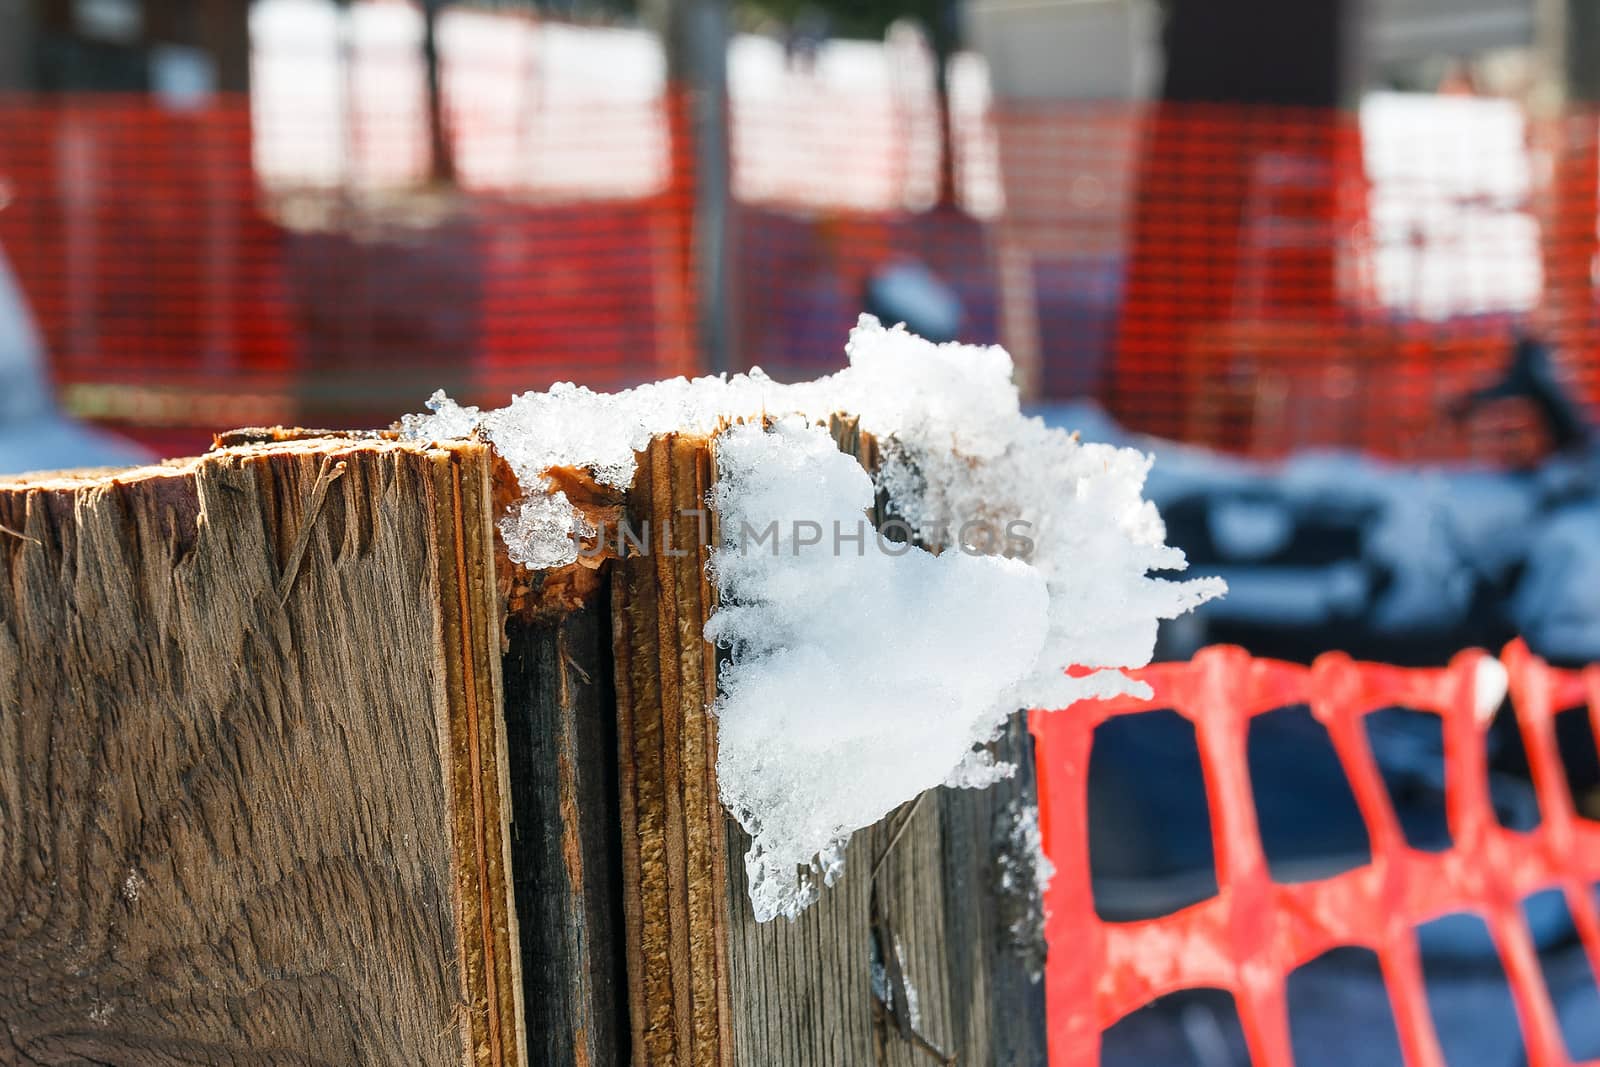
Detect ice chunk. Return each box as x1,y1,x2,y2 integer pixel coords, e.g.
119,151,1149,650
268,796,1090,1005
498,492,591,571
401,389,481,440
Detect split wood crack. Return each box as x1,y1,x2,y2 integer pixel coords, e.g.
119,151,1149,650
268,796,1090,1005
276,455,347,607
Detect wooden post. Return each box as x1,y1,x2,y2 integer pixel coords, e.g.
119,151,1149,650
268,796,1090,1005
0,434,523,1065
0,425,1049,1065
502,599,628,1067
610,423,1049,1065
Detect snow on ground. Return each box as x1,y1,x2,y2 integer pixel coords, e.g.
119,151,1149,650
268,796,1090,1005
405,317,1222,920
728,31,941,212
251,0,669,197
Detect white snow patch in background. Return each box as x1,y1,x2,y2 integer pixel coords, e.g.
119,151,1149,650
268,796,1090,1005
403,316,1223,920
1360,92,1541,320
249,0,1000,211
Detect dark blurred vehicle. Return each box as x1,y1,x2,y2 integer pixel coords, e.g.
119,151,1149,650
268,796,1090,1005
1041,338,1600,671
1147,338,1600,671
0,243,150,476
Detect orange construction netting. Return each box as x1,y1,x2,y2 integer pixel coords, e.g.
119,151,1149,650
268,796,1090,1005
1,91,1598,462
0,93,697,453
1034,641,1600,1067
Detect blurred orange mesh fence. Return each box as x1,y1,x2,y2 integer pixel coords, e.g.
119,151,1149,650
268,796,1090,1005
1034,641,1600,1067
723,94,1600,464
1094,102,1600,462
0,89,1597,461
0,93,697,454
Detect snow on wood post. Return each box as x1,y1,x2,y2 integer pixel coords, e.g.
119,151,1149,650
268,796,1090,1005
609,419,1050,1065
0,321,1223,1066
0,423,1050,1067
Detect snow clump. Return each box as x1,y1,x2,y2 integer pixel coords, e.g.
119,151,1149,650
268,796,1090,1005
402,315,1224,921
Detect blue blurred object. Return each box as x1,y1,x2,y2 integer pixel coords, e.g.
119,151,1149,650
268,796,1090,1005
0,244,150,475
862,260,963,343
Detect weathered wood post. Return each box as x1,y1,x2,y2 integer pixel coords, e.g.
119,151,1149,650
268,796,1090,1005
0,433,524,1065
0,424,1049,1066
609,423,1048,1065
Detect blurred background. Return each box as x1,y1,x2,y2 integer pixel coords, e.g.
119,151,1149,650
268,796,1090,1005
10,3,1600,1063
0,0,1591,463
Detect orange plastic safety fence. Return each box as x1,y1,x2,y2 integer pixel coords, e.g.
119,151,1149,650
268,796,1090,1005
1033,641,1600,1066
1,91,1597,463
0,93,697,453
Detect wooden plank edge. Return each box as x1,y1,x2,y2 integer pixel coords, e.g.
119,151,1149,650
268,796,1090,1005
428,441,527,1067
612,432,735,1067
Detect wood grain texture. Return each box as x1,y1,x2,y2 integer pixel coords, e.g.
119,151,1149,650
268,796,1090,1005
501,599,627,1067
0,437,522,1067
935,716,1049,1067
612,433,734,1067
